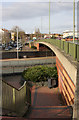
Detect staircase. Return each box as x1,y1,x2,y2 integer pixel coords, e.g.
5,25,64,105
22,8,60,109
26,106,72,119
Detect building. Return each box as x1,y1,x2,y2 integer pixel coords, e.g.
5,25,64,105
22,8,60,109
0,29,4,43
44,34,50,39
11,32,15,41
63,30,79,39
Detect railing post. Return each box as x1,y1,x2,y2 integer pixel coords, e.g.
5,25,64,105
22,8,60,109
73,44,77,60
77,44,79,61
61,40,64,50
64,41,69,54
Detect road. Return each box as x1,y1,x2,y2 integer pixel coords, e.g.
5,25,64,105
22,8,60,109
1,45,37,52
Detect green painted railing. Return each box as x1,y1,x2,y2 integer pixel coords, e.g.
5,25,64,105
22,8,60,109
37,39,79,62
77,44,79,61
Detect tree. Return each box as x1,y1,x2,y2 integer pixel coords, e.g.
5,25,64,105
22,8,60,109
12,26,26,43
2,31,11,44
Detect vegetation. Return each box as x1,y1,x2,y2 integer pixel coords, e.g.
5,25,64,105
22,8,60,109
31,46,37,49
12,26,26,44
2,31,11,44
21,66,58,84
51,36,56,39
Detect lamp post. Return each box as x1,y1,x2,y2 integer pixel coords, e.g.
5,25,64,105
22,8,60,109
73,0,75,43
49,0,50,34
16,27,19,59
41,16,42,39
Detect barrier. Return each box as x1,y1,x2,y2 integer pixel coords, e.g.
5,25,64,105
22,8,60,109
37,39,79,62
2,80,31,115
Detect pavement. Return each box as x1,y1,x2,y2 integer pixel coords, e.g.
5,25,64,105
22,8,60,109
25,86,72,119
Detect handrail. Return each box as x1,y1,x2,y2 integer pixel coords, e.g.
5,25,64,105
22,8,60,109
18,81,26,90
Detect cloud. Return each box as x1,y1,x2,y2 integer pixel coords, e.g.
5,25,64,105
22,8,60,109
2,1,77,33
2,2,49,21
2,0,79,3
2,2,76,21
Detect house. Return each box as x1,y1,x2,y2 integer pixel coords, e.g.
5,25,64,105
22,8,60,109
0,29,4,43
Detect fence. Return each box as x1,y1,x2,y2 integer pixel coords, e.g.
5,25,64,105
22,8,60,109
38,39,79,62
2,51,53,59
2,80,31,115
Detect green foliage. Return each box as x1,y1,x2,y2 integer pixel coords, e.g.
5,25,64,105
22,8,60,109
22,65,58,83
31,46,37,49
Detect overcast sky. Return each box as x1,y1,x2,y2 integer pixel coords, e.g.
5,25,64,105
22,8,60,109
1,0,78,34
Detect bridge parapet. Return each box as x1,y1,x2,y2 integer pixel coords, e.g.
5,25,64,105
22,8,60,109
36,39,79,62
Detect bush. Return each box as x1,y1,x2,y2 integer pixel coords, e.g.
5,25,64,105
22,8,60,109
22,65,58,83
31,46,37,49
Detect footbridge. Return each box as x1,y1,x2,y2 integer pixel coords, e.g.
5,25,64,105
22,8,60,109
33,39,79,119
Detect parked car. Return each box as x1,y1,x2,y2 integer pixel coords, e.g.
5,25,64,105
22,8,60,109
16,46,22,50
5,47,9,51
14,43,17,47
0,44,2,48
8,46,12,50
2,44,6,49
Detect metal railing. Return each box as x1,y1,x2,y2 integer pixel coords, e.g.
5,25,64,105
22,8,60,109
38,39,79,62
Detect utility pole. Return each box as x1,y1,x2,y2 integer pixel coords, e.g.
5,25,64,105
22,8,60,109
49,0,50,34
41,16,42,39
73,0,75,43
17,27,19,59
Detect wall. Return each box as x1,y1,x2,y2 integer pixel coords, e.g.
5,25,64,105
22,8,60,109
2,57,56,74
2,51,53,59
56,57,75,106
2,80,31,116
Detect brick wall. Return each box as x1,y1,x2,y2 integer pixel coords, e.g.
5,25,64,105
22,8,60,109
56,57,75,106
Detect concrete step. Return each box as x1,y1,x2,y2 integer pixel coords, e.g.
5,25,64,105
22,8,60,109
1,116,28,120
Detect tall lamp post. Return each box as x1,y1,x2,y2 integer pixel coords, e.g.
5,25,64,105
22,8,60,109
41,16,42,39
49,0,50,34
73,0,75,43
16,27,19,59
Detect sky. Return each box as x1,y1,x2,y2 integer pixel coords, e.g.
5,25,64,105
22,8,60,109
0,0,78,34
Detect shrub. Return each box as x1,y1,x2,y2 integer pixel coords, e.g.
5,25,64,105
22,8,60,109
22,65,58,83
31,46,37,49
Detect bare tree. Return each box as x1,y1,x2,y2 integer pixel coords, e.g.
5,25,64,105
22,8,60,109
11,26,26,44
2,31,11,44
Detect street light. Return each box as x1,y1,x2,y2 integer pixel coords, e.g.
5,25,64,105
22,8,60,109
49,0,50,34
41,16,42,39
73,0,75,43
16,27,19,59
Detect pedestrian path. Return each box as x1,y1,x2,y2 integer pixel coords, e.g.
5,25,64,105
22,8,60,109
26,86,72,119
